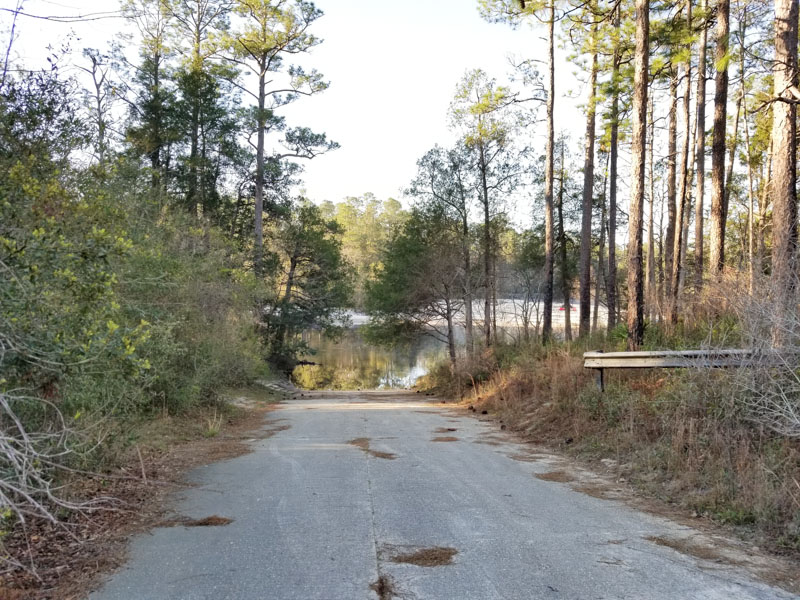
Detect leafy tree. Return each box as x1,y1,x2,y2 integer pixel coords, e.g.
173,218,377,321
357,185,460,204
407,144,477,355
122,0,177,197
167,0,238,216
366,208,464,364
325,194,407,308
479,0,559,344
261,201,353,369
450,68,521,346
0,68,148,528
223,0,337,273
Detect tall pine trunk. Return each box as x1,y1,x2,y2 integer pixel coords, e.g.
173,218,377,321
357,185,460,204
709,0,730,276
254,67,266,274
542,1,556,344
607,3,621,334
627,0,649,350
462,209,474,356
670,13,693,325
771,0,799,294
647,98,656,321
445,294,457,365
579,26,598,338
664,71,678,302
594,161,608,333
558,147,572,342
694,0,708,290
740,7,756,293
480,143,493,346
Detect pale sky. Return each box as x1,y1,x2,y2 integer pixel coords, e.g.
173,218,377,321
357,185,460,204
3,0,586,223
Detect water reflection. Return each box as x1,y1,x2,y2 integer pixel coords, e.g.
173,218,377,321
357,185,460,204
292,329,446,390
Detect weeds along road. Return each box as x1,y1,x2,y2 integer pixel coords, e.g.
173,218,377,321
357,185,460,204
91,391,796,600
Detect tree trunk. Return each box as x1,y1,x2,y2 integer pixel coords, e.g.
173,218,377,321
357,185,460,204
462,211,474,356
579,29,598,338
647,97,656,321
480,143,493,346
740,8,755,293
758,142,773,276
607,3,620,334
187,20,203,218
680,115,697,296
150,52,163,197
491,246,498,341
254,68,266,274
189,85,201,216
558,152,572,342
594,160,608,333
670,22,693,325
627,0,649,350
445,294,457,365
771,0,799,294
709,0,730,276
665,70,678,301
724,96,741,211
542,1,556,344
694,0,708,290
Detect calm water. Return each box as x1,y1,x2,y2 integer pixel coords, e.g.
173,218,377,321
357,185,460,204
292,328,446,390
291,301,608,390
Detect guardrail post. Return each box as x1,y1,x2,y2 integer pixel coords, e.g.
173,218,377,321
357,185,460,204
594,350,605,392
596,368,605,392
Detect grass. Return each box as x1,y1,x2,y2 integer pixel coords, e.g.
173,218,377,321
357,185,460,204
424,343,800,556
204,409,224,438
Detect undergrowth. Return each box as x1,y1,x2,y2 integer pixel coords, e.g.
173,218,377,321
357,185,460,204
421,339,800,555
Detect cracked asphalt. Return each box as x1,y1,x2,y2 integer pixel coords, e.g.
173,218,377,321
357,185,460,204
91,391,796,600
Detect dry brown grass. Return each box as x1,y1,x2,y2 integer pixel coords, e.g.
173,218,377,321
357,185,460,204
438,347,800,556
0,403,275,599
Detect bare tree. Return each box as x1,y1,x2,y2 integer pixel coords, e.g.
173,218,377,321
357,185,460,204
78,49,114,164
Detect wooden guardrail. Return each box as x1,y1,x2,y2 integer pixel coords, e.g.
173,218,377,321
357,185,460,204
583,349,761,391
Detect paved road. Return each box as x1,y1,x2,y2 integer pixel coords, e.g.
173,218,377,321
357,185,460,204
92,391,796,600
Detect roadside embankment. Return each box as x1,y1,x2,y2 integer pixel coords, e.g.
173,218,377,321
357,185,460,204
419,344,800,557
0,385,284,599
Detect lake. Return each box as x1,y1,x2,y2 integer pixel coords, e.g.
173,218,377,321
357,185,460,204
291,301,608,390
292,328,447,390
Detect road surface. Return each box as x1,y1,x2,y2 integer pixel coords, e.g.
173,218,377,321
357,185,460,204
91,391,796,600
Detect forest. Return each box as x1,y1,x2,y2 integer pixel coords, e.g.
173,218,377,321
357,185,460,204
1,0,800,586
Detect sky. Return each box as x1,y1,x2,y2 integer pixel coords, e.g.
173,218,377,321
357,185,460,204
2,0,586,224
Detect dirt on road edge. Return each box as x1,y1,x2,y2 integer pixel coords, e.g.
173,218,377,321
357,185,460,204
0,401,281,600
